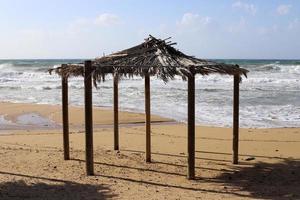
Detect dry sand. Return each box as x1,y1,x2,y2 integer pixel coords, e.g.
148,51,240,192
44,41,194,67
0,102,299,199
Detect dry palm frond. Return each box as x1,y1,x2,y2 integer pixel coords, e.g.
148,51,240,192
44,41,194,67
49,35,248,85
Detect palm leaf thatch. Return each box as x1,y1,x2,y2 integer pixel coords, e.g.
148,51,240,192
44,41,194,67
49,35,248,85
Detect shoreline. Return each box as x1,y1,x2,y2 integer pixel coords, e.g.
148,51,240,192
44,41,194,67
0,102,174,133
1,101,299,130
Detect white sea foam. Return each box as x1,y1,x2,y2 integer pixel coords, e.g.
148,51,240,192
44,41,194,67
0,60,299,128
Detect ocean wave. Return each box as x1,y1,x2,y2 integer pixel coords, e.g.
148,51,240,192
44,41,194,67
0,59,299,128
279,65,300,74
42,86,61,90
0,63,14,71
253,64,281,71
0,62,61,74
0,86,21,90
247,62,300,74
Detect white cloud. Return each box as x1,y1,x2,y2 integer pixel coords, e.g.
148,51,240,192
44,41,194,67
177,13,212,27
289,18,299,30
94,13,120,26
277,4,292,15
232,1,257,15
0,13,125,58
65,13,121,36
66,14,121,36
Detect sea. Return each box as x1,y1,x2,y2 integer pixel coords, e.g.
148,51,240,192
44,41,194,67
0,59,299,128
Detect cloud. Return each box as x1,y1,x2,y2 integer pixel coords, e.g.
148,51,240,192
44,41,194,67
176,12,214,34
175,13,219,40
288,18,299,30
232,1,257,15
94,13,120,26
277,4,292,15
66,13,121,36
177,13,212,27
0,12,125,58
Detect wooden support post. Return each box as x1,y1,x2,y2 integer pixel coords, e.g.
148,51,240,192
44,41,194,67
145,74,151,163
61,67,70,160
113,75,119,151
84,60,94,175
233,75,240,164
187,67,195,180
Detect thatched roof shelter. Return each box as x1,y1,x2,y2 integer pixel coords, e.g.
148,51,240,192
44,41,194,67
49,35,248,180
50,35,248,83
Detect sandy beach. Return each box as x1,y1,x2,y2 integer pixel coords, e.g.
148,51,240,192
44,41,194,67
1,1,300,199
0,102,299,199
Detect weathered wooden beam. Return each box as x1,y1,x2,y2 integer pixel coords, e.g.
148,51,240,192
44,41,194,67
61,65,70,160
187,67,195,180
233,75,240,164
113,75,119,151
145,74,151,162
84,60,94,175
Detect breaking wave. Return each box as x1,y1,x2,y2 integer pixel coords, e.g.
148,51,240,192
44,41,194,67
0,59,299,128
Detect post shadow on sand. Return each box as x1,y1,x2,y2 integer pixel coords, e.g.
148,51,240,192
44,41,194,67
88,157,300,199
216,159,300,199
121,149,241,164
0,171,116,200
71,151,299,199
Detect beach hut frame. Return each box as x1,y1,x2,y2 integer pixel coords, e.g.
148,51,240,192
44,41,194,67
51,36,248,179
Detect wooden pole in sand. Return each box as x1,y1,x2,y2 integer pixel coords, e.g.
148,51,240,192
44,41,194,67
145,74,151,162
84,60,94,175
113,74,119,151
61,64,70,160
233,74,240,164
187,67,195,180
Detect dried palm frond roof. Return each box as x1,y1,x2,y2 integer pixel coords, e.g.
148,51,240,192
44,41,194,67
49,35,248,83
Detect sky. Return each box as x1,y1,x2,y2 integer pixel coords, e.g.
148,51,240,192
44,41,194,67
0,0,299,59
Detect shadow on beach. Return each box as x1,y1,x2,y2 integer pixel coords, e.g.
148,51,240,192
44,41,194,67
0,172,115,200
0,149,299,199
92,150,300,199
72,150,300,199
216,159,300,199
